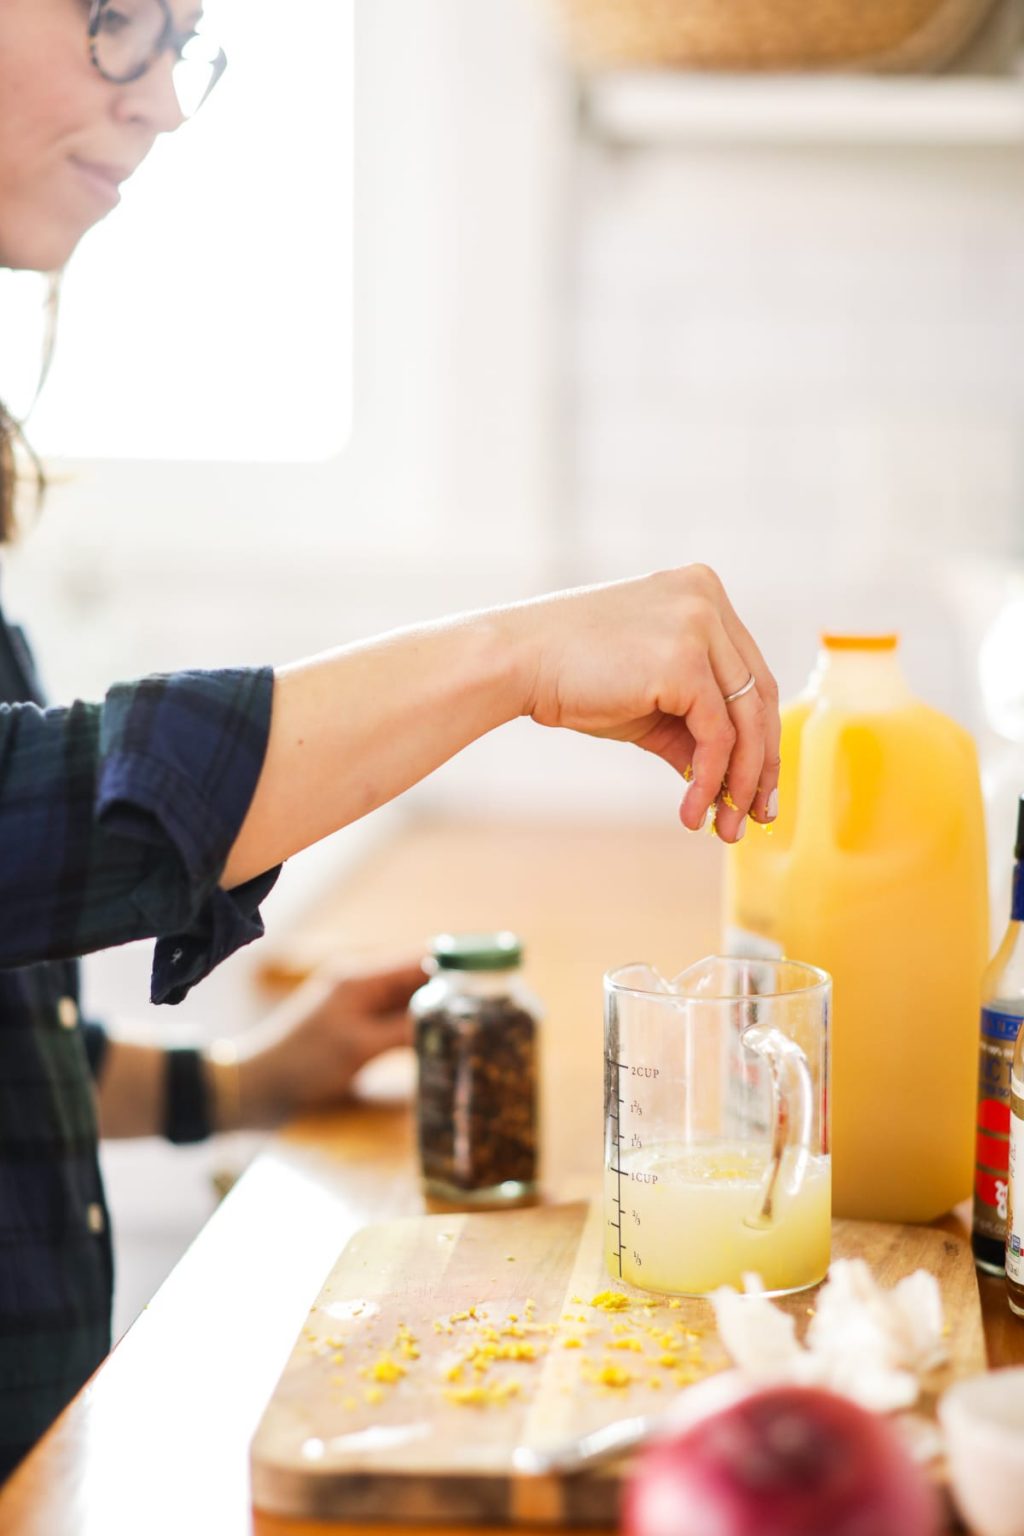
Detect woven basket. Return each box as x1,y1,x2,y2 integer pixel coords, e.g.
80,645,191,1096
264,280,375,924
550,0,1000,73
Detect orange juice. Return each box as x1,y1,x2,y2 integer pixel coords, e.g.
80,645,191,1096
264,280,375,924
725,635,988,1221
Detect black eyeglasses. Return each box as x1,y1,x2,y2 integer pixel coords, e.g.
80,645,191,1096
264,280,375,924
88,0,226,119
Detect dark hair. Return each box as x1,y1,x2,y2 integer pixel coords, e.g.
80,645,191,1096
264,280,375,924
0,277,58,544
0,405,15,544
0,404,46,546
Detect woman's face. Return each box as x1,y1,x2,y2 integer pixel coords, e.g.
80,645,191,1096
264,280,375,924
0,0,189,272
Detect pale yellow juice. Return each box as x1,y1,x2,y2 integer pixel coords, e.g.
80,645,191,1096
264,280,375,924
604,1140,831,1296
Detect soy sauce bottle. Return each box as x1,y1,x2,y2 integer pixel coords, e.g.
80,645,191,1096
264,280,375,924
1007,1013,1024,1318
972,795,1024,1275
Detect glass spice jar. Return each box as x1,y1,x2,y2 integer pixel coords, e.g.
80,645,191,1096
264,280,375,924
412,931,540,1205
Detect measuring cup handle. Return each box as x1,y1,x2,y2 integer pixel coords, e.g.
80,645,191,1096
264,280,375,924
746,1027,815,1196
781,1037,814,1192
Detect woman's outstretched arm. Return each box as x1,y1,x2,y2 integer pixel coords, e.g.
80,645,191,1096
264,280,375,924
222,565,780,888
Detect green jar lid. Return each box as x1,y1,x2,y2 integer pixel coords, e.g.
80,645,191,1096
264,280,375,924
431,931,522,971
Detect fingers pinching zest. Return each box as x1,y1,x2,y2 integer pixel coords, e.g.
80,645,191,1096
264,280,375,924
687,620,768,844
712,677,767,843
679,663,779,845
677,655,736,835
707,581,782,828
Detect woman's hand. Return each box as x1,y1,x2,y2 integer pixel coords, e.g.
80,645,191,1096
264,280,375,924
503,565,780,842
232,958,426,1128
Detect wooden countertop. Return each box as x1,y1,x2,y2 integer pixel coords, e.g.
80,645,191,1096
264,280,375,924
0,818,1020,1536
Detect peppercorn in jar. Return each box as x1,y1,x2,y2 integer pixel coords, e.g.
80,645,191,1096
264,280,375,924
412,932,540,1204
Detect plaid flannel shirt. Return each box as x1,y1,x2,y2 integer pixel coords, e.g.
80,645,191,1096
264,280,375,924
0,593,278,1479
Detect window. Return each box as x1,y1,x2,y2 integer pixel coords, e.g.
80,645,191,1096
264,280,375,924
29,0,353,463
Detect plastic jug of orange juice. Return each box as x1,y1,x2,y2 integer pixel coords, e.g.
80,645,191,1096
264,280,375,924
725,634,989,1222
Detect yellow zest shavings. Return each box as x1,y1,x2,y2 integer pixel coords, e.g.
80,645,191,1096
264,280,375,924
368,1354,406,1384
313,1279,713,1419
683,764,694,782
591,1363,632,1388
590,1291,632,1312
444,1380,521,1407
396,1323,420,1359
502,1341,537,1361
720,788,738,811
672,1367,701,1387
465,1340,537,1366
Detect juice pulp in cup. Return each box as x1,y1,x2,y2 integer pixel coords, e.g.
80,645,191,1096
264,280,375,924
603,1140,831,1296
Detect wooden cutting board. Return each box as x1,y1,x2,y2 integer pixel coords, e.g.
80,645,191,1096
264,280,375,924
250,1202,984,1526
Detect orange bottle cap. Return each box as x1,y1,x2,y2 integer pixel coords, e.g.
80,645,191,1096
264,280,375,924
820,633,898,652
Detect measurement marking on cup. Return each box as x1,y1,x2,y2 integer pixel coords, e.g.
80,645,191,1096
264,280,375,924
608,1054,627,1278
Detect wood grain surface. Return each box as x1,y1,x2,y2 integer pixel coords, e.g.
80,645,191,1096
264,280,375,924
251,1201,984,1526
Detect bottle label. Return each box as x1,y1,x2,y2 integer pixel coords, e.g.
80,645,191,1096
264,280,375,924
972,1007,1022,1247
1008,1083,1024,1285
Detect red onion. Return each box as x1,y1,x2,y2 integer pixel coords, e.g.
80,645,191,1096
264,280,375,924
623,1385,941,1536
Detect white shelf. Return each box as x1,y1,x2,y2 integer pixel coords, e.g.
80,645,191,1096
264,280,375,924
584,71,1024,147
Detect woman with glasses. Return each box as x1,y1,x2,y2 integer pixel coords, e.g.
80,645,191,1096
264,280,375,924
0,0,781,1478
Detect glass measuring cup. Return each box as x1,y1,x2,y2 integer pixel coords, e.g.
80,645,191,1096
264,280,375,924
604,956,831,1297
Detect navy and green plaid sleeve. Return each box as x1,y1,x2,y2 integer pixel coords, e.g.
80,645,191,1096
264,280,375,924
0,667,279,1005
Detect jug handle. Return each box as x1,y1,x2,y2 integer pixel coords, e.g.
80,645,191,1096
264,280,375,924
740,1024,813,1229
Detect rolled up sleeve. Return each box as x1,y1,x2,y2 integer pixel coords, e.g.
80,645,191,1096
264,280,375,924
0,667,280,1004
